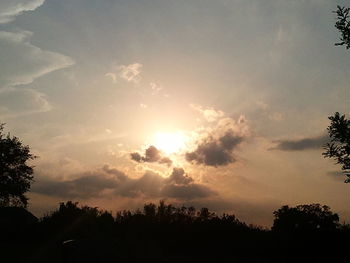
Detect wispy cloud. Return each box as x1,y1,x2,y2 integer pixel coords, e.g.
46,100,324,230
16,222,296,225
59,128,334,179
105,72,117,84
0,88,52,118
271,135,328,151
190,104,225,122
0,31,74,89
0,0,45,24
0,30,74,118
106,63,143,84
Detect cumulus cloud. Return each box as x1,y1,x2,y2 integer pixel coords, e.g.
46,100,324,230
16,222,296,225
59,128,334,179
168,167,193,185
106,63,143,84
271,135,328,151
32,165,215,200
131,146,173,166
0,0,45,24
32,172,120,199
190,104,225,122
186,116,248,167
144,145,162,162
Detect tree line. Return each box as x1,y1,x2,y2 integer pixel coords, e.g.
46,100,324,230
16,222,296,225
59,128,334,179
1,200,350,263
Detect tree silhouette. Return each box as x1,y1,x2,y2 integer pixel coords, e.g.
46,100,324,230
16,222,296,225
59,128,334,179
323,112,350,182
272,204,339,232
334,5,350,49
0,124,35,207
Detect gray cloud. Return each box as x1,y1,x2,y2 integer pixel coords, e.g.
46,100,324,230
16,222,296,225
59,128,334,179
144,145,161,162
271,135,328,151
130,152,142,162
186,130,244,167
32,166,214,200
168,167,193,185
131,146,172,166
0,0,44,24
32,172,120,199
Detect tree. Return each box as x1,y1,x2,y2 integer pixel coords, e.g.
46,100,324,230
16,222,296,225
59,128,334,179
0,124,35,207
323,112,350,182
272,204,339,232
334,5,350,49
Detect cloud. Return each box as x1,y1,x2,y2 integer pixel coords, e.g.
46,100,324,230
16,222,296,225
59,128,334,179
106,63,143,84
0,0,45,24
0,88,51,118
131,146,173,166
32,166,215,200
32,172,120,199
190,104,225,122
144,145,162,162
271,135,328,151
0,30,74,117
168,167,193,185
150,82,162,94
130,152,142,162
105,72,117,83
0,31,74,88
186,116,248,167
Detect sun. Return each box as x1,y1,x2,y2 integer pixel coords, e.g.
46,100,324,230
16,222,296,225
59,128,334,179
152,131,188,154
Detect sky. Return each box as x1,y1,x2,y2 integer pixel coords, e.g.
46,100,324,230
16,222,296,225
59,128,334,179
1,0,350,227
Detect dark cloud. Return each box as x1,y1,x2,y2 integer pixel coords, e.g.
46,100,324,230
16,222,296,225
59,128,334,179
118,171,164,198
130,146,172,166
32,166,214,200
159,157,173,166
271,135,328,151
168,167,193,185
32,171,121,199
186,130,244,167
130,152,142,162
101,165,128,181
144,146,161,162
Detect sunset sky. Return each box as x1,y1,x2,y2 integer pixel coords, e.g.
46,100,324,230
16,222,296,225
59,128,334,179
1,0,350,226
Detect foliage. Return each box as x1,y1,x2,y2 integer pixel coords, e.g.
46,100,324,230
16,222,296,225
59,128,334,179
0,124,35,207
272,204,339,232
334,5,350,49
40,201,114,239
323,112,350,182
2,200,350,263
115,200,244,227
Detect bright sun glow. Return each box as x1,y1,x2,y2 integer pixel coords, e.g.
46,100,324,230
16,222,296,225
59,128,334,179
152,131,188,154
